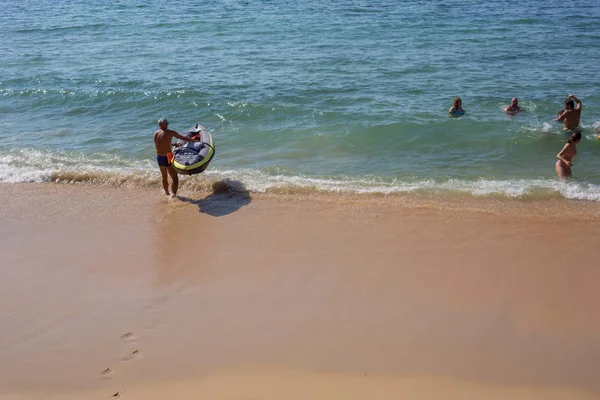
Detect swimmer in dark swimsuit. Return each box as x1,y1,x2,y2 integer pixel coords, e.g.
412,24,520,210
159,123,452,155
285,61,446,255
153,118,199,197
448,97,465,117
156,153,173,167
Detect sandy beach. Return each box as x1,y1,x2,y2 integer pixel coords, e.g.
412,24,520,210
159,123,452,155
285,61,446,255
1,182,600,399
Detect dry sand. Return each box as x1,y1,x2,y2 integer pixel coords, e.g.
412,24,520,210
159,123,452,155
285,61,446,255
1,182,600,399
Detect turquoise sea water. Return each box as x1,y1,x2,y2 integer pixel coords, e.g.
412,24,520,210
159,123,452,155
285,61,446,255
2,0,600,200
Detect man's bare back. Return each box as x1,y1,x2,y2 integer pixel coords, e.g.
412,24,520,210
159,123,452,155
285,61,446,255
555,94,582,131
152,118,198,197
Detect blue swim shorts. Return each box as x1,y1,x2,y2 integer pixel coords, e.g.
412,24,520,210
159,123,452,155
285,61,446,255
156,152,173,167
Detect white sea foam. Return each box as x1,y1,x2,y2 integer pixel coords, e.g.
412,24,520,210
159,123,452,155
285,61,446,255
0,149,152,183
540,122,554,133
209,168,600,201
3,149,600,201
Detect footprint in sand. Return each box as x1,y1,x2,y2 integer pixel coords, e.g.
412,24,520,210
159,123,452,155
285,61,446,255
101,367,112,380
122,349,142,362
142,317,164,330
145,295,169,311
120,332,137,343
112,388,127,398
120,333,142,362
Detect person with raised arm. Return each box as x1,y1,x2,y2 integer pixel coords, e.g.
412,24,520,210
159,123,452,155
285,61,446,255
554,94,582,133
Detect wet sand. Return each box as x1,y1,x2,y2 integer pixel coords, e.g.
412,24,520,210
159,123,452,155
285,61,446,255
1,182,600,399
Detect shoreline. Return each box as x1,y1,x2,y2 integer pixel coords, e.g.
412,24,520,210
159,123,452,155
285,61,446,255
3,179,600,217
4,155,600,202
2,182,600,399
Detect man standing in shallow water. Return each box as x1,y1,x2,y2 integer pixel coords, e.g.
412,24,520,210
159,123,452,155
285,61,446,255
153,118,199,197
554,94,582,132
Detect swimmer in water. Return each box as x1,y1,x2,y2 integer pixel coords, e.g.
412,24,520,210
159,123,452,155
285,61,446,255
555,131,582,179
554,94,582,133
448,97,465,117
504,97,521,115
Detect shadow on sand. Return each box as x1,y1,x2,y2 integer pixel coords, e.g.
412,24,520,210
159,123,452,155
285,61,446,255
178,179,251,217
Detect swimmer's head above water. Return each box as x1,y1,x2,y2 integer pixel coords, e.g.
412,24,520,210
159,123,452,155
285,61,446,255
449,97,465,117
505,97,521,114
568,131,582,144
564,98,575,110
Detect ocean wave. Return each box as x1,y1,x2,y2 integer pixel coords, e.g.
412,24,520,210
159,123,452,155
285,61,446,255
3,149,600,201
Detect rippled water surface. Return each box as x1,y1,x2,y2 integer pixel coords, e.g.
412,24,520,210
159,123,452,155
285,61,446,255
2,0,600,199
